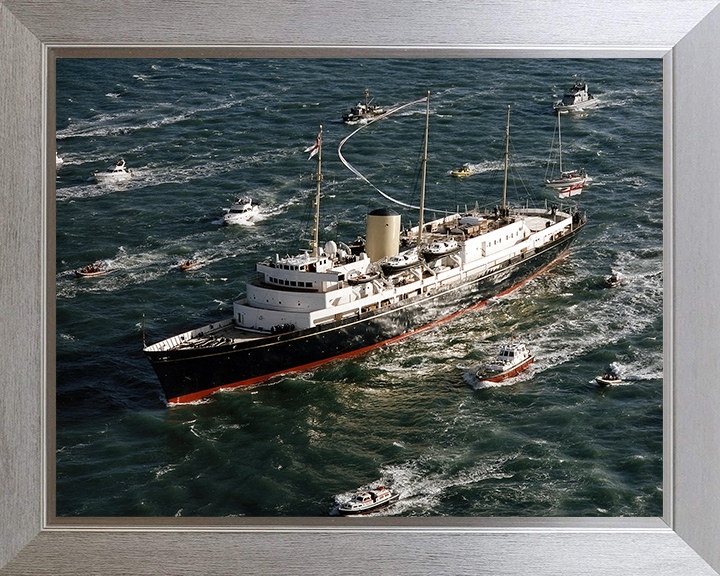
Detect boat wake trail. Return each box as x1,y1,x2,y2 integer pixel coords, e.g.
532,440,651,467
338,95,448,214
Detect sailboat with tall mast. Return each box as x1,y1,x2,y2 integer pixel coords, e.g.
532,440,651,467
144,96,588,405
544,111,590,197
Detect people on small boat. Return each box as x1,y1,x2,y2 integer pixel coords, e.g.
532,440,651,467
223,197,259,224
604,273,622,287
342,89,386,123
94,158,133,182
76,262,105,276
596,371,622,386
451,163,474,177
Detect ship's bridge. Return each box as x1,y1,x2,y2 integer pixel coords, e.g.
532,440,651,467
256,261,345,293
256,248,371,294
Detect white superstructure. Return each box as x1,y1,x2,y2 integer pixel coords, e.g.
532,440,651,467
232,204,578,334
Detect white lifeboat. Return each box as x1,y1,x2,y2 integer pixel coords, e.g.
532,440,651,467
337,486,399,515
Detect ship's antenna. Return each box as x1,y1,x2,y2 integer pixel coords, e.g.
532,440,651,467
312,125,323,258
418,91,430,247
502,105,510,213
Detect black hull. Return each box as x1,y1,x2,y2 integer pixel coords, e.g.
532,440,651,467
146,222,585,403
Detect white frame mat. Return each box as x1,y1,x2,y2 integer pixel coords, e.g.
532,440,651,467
2,1,720,574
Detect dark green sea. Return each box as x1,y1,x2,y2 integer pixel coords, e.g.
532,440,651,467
56,58,662,517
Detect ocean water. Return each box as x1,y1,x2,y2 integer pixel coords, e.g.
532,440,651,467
55,58,663,517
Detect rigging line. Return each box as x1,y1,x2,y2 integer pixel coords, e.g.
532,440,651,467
337,95,449,214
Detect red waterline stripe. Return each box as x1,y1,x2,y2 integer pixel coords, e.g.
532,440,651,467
167,250,569,405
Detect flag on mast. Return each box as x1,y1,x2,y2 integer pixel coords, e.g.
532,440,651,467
304,133,321,159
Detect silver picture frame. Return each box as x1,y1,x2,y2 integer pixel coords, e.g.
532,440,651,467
2,0,720,573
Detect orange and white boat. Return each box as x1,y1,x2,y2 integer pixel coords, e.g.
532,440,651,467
180,260,200,271
475,340,534,384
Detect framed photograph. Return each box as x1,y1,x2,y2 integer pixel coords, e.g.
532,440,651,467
53,57,664,519
2,1,720,574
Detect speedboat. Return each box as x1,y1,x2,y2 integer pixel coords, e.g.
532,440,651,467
223,197,259,225
604,273,622,287
180,260,200,271
337,486,399,516
93,159,132,183
451,163,475,177
475,340,534,384
596,372,622,386
422,238,460,262
75,262,106,277
553,81,598,112
342,89,386,124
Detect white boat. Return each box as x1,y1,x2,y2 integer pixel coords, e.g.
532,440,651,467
544,112,590,194
223,197,260,225
422,238,460,262
347,266,380,285
93,159,132,183
603,273,622,287
380,249,421,275
342,89,386,124
75,262,107,277
56,153,64,167
596,372,622,386
553,80,598,112
337,486,399,515
474,340,534,384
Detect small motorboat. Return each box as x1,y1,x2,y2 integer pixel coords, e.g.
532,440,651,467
380,250,421,276
180,260,200,271
596,372,623,386
223,197,260,225
475,340,534,384
93,159,132,183
75,262,106,277
553,80,598,113
451,163,475,177
347,269,381,285
422,238,460,262
337,485,399,516
604,273,622,288
342,89,386,124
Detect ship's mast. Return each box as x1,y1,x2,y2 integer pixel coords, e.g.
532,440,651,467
557,111,563,175
418,92,430,247
502,105,510,213
312,125,323,258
